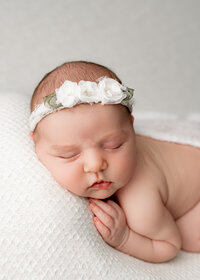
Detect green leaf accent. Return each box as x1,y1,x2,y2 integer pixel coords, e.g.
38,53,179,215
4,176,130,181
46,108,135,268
122,87,135,101
43,92,62,109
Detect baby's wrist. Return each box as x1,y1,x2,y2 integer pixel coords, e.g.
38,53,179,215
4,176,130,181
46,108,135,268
115,226,131,252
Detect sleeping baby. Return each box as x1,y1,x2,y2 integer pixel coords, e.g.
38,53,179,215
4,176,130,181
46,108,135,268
29,60,200,263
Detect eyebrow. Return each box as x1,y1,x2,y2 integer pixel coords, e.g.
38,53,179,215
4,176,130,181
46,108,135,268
50,130,128,151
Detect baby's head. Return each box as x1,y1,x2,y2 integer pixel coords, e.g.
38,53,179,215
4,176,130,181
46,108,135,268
29,61,137,199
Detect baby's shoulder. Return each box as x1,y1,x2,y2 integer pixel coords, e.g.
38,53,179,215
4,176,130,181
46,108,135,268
116,172,167,220
117,166,168,207
117,177,161,207
116,178,168,232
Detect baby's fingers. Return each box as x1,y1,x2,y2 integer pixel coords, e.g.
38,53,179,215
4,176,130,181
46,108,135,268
89,198,117,217
93,217,111,240
89,201,114,229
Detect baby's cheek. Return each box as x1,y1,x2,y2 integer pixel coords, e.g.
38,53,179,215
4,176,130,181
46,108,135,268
53,164,72,183
112,156,135,182
54,164,83,192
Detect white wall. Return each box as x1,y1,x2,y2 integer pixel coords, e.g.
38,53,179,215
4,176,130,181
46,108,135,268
0,0,199,116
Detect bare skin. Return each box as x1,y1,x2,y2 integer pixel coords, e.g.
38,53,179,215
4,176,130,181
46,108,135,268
31,103,200,263
89,135,200,262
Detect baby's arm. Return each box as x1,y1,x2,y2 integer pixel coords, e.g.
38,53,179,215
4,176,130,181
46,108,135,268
89,188,182,263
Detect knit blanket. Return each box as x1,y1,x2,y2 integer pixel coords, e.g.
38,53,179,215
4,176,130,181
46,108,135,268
0,92,199,280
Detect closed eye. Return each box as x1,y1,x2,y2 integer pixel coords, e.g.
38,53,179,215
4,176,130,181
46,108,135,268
58,153,80,159
103,143,123,150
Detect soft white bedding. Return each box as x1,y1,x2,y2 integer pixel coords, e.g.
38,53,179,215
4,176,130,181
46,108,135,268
0,92,199,280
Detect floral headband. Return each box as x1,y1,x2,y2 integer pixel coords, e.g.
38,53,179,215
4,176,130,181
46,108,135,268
29,77,135,131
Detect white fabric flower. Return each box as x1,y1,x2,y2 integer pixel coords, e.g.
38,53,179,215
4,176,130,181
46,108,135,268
78,81,100,103
55,81,80,108
98,77,126,104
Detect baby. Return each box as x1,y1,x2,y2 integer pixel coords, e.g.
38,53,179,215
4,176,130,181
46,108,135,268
29,60,200,263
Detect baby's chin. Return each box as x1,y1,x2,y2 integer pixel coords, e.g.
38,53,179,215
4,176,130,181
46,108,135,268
86,189,117,200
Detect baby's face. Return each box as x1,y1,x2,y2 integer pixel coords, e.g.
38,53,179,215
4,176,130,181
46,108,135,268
31,103,137,199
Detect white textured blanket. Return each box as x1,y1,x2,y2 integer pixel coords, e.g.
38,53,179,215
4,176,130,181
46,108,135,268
0,92,200,280
134,111,200,148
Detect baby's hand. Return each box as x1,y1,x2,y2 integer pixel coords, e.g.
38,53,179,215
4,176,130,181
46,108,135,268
89,198,130,250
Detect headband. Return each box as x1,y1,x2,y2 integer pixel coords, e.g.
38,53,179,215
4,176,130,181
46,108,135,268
29,77,134,131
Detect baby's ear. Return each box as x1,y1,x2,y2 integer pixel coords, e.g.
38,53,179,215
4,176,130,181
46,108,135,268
131,115,134,124
29,131,36,143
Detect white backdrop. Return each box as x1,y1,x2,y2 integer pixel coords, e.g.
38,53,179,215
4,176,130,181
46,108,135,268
0,0,199,116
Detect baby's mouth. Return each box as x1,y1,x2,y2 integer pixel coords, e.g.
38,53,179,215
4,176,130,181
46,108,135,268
89,181,112,189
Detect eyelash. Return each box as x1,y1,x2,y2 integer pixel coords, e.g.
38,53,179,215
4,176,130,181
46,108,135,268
58,153,80,160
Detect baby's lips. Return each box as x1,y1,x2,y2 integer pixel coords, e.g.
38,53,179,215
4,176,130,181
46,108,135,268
90,181,112,189
89,180,104,188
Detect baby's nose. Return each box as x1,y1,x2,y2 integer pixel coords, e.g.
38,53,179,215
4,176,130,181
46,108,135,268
83,149,107,173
